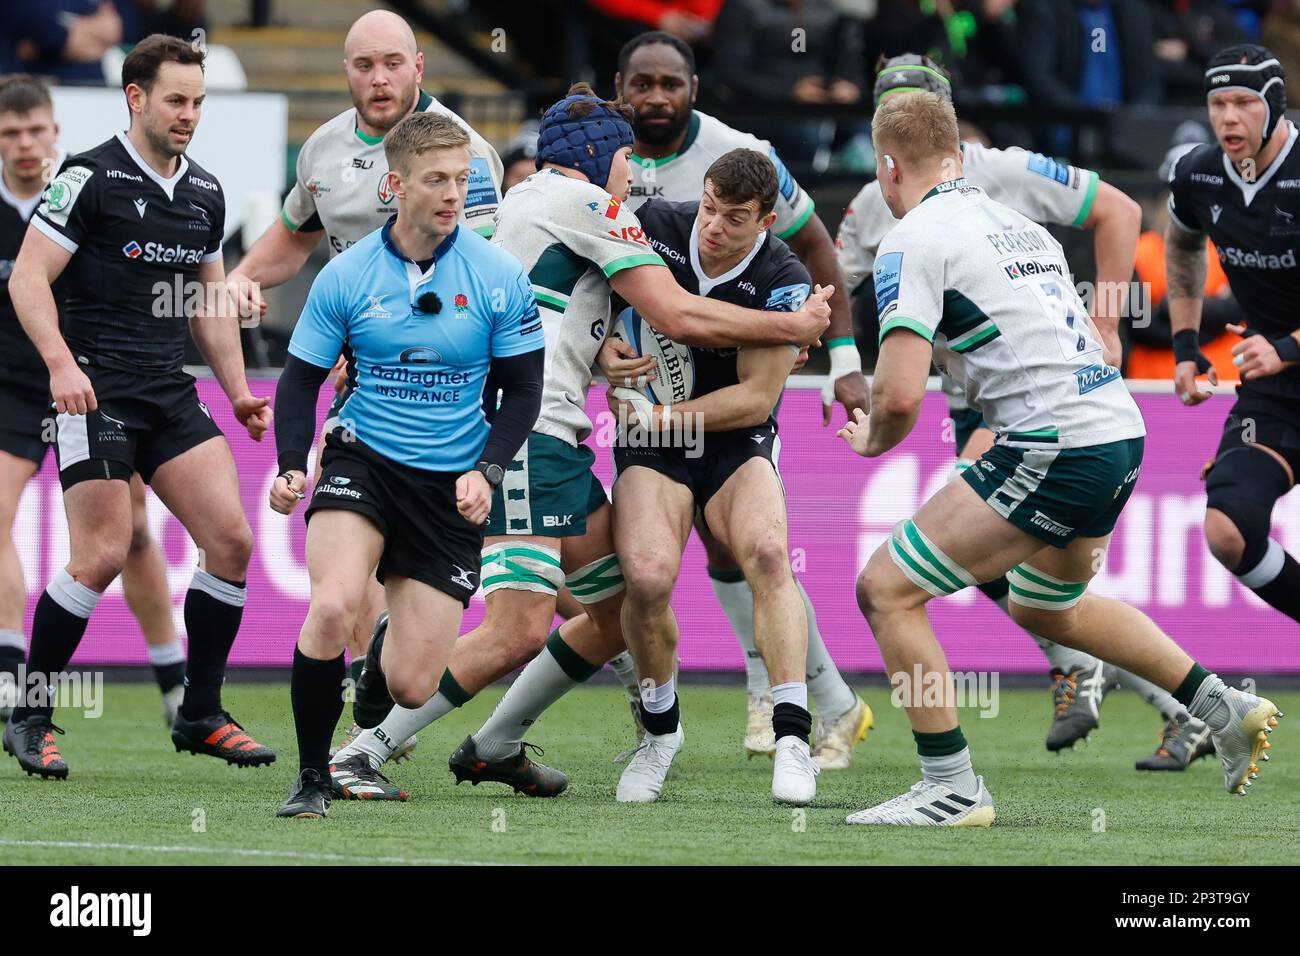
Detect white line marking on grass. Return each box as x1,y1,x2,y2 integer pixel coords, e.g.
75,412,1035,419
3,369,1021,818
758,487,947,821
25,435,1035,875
0,839,521,866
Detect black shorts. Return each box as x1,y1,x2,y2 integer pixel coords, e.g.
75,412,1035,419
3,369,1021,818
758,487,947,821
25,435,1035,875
614,419,781,511
1210,387,1300,481
305,432,485,607
53,364,223,489
0,372,52,466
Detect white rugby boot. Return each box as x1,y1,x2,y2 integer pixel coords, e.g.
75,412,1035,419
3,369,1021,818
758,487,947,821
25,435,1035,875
1210,688,1282,795
846,776,996,827
772,736,819,805
616,725,684,803
812,695,874,770
745,692,776,758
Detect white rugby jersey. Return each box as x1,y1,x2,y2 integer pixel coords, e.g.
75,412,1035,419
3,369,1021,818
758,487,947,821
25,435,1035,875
626,110,816,239
875,179,1144,449
494,170,664,446
282,90,504,254
838,142,1099,295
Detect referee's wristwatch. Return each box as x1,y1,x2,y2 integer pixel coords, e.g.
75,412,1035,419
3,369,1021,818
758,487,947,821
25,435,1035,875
475,460,505,488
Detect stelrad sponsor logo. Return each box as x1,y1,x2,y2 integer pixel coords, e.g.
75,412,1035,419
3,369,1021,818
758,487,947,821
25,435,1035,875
123,241,204,264
1216,245,1297,269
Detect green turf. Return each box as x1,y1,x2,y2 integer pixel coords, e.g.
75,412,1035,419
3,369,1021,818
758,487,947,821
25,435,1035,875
1,682,1295,865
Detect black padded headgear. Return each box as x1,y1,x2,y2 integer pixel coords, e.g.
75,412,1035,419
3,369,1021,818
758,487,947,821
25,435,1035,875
1205,44,1287,141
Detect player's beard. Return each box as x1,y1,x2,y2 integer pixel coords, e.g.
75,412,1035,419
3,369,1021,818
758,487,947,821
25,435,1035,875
635,107,691,148
143,117,192,160
357,84,420,134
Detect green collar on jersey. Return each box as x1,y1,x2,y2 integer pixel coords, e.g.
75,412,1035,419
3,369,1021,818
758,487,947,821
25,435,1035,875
630,112,701,168
921,177,970,203
354,90,435,146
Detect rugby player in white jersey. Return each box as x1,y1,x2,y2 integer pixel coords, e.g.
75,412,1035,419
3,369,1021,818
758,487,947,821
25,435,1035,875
606,30,871,769
837,91,1280,826
838,55,1214,771
331,85,831,799
226,9,504,760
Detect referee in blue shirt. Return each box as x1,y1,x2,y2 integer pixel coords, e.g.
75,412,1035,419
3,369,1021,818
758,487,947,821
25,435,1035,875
270,112,545,818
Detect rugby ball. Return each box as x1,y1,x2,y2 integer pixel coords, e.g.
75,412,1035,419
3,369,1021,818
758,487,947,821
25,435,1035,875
610,307,694,406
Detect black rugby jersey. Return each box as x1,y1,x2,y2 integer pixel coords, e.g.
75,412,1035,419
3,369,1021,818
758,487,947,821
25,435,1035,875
0,170,48,382
1168,123,1300,399
636,199,811,407
31,132,225,374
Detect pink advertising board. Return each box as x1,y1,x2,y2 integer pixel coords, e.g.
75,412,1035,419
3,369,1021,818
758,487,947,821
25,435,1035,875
14,379,1297,672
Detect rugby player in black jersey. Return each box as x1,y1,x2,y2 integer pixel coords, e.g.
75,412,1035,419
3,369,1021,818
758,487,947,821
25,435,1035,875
456,150,824,805
1167,44,1300,627
3,36,275,778
0,74,188,734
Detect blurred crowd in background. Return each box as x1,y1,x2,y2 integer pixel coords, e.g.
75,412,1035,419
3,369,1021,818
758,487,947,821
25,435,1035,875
1,0,1284,377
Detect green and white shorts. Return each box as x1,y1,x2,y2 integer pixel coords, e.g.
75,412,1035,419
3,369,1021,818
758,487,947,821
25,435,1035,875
485,432,609,538
481,432,624,604
890,437,1144,608
960,437,1145,547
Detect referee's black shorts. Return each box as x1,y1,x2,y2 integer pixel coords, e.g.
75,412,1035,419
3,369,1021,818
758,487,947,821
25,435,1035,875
52,363,223,489
1210,387,1300,481
0,371,53,466
305,431,485,607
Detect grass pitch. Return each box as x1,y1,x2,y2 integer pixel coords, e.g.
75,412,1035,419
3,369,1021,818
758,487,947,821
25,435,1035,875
1,681,1295,865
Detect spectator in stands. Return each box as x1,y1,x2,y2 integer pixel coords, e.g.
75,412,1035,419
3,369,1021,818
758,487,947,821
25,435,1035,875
862,0,952,77
118,1,208,44
714,0,865,106
0,0,123,85
587,0,722,44
1150,0,1247,104
1126,133,1244,381
1263,0,1300,100
1018,0,1162,108
946,0,1024,93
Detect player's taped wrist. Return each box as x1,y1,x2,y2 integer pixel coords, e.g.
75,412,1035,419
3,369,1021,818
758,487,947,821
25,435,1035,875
821,338,863,404
1172,329,1213,373
1271,334,1300,364
612,387,670,431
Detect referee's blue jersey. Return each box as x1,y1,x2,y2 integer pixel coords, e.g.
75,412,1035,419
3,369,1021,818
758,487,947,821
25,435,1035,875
289,218,543,473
